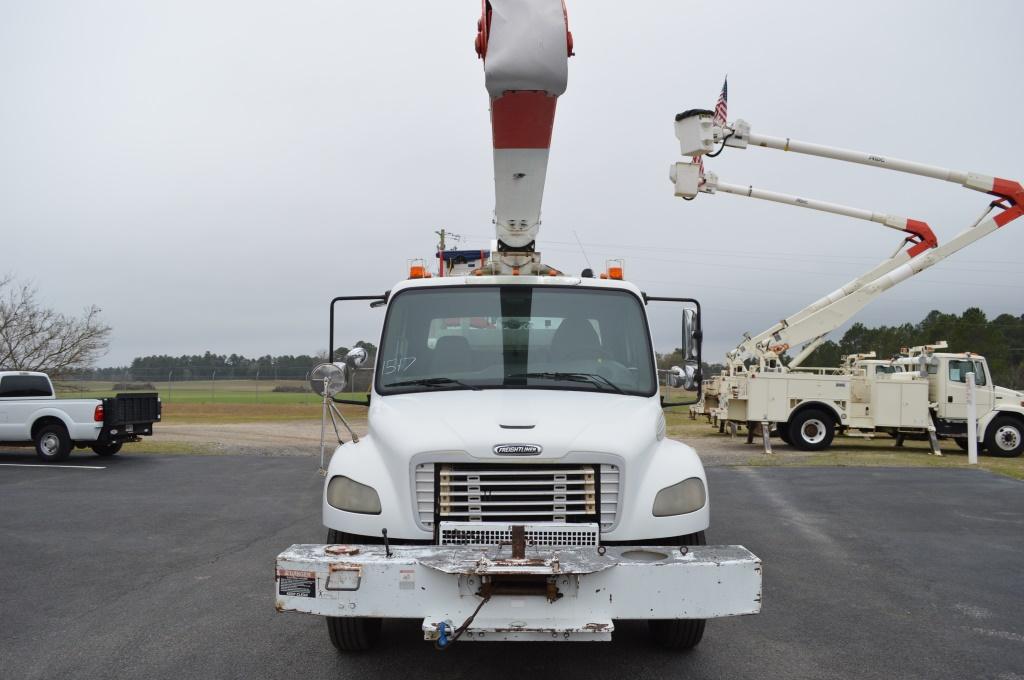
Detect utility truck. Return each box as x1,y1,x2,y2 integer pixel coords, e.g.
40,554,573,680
670,100,1023,455
0,370,161,461
894,344,1024,457
275,1,761,652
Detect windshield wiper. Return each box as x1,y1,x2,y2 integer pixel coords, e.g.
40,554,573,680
509,372,624,394
386,377,481,391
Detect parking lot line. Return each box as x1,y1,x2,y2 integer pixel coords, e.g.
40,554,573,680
0,463,106,470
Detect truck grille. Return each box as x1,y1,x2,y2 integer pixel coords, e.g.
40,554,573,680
415,463,620,532
438,522,600,547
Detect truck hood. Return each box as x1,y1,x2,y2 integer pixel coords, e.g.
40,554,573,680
366,389,664,460
994,385,1024,402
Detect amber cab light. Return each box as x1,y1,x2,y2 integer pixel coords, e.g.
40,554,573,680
408,258,430,279
606,258,624,280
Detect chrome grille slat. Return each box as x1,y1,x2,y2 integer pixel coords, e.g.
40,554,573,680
414,461,620,531
415,463,435,529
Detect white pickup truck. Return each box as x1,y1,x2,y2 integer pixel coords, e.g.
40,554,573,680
0,371,161,461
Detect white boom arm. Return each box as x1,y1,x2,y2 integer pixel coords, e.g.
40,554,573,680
476,0,572,270
670,110,1023,371
696,172,938,369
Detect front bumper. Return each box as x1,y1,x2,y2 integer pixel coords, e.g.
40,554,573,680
275,542,761,642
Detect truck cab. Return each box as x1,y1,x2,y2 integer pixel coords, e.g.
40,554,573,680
896,351,1024,456
275,273,762,650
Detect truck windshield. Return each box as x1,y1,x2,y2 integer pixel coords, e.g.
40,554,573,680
375,286,657,396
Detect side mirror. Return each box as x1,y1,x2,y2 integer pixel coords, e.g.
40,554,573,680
681,308,701,362
669,363,700,391
677,307,702,392
310,362,348,396
647,296,703,407
346,347,369,368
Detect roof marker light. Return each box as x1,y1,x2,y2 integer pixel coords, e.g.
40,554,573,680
408,259,429,279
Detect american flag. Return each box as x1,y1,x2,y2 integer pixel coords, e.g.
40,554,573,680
713,76,728,127
691,154,705,182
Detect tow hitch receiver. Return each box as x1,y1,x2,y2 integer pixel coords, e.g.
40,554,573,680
276,540,762,642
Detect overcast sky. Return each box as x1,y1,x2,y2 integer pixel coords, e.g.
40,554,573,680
1,0,1022,367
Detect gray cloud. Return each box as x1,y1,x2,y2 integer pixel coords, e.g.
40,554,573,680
1,0,1021,365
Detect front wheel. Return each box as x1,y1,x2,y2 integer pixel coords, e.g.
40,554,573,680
647,531,707,651
325,529,383,651
787,409,835,451
35,424,72,462
984,417,1024,458
91,441,123,457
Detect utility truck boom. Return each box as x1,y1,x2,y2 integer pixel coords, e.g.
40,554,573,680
671,102,1023,454
478,0,572,274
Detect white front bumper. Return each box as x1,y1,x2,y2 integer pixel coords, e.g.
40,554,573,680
275,543,762,642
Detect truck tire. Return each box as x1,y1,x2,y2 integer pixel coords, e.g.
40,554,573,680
35,423,73,462
777,426,792,445
325,529,383,651
984,417,1024,458
787,409,835,451
648,530,706,651
91,441,123,457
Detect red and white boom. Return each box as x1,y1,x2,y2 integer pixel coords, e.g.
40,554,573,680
476,0,573,272
670,110,1023,371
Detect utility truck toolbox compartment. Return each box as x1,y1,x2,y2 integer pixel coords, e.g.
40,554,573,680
275,539,762,642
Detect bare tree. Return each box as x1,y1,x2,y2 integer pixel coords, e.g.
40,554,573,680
0,276,112,377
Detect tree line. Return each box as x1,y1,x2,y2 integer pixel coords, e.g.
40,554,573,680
803,308,1024,387
656,308,1023,388
75,342,379,381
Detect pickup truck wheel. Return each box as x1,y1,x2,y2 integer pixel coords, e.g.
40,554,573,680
647,531,706,651
325,529,382,651
35,424,72,462
984,418,1024,458
788,409,835,451
91,442,123,457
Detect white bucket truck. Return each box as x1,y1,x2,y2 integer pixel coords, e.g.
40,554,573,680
275,0,761,652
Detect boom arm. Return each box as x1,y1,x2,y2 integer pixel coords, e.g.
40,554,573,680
671,110,1023,371
476,0,573,271
695,173,937,369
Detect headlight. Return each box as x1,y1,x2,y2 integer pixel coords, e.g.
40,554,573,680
326,476,382,515
652,477,706,517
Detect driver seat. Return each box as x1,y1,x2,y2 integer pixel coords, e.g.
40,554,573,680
549,317,602,362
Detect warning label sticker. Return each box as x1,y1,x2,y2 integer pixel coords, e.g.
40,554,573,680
278,575,316,598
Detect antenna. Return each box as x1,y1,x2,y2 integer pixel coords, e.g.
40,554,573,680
572,230,593,271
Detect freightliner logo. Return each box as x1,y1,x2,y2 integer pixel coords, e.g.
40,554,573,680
493,444,543,456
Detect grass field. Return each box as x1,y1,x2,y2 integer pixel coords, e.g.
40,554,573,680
668,410,1024,480
48,381,1024,479
52,379,370,425
55,379,368,406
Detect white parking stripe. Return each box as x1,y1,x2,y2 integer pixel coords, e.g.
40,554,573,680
0,463,106,470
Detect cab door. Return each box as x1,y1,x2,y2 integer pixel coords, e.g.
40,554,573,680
943,358,994,420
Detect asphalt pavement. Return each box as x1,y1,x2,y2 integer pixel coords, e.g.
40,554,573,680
1,451,1022,680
